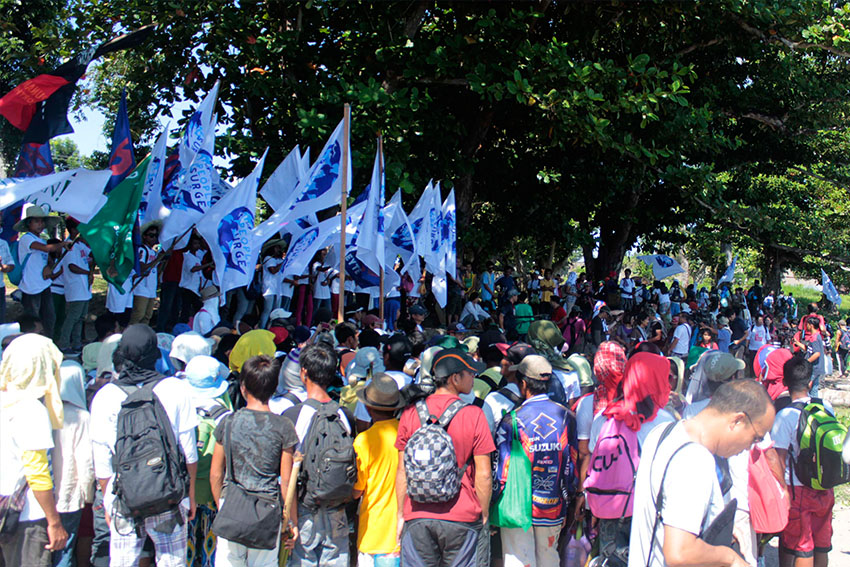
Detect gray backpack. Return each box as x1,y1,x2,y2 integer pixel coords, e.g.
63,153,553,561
404,399,469,503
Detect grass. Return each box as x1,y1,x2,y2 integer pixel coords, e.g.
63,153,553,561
781,283,849,322
835,407,850,507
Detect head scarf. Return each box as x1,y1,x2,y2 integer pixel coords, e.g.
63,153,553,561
82,342,101,373
112,324,164,386
593,341,627,413
527,320,569,370
603,352,670,431
0,334,64,429
170,331,213,366
229,329,276,373
96,334,122,378
60,360,88,410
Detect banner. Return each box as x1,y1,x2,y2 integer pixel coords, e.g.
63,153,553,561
259,145,306,211
279,215,340,280
822,269,842,307
197,149,267,295
383,190,419,282
638,254,686,280
1,142,55,241
408,180,433,256
718,256,736,285
25,169,111,222
354,140,385,278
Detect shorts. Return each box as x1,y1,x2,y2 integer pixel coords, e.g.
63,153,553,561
780,486,834,557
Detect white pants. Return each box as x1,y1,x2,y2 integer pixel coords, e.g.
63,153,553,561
216,536,280,567
501,525,562,567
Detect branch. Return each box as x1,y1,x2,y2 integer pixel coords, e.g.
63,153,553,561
789,165,850,196
676,38,724,57
769,243,850,264
733,14,850,59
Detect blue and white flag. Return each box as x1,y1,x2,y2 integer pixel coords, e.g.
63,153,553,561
354,140,385,278
441,189,457,279
259,145,307,212
383,190,419,282
408,181,433,257
197,149,267,295
638,254,685,280
718,256,736,285
424,183,443,276
822,269,842,307
285,119,351,221
179,81,219,167
160,125,216,248
2,169,111,221
279,215,340,280
140,125,170,224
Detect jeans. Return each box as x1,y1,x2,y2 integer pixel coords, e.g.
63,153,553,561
180,288,202,324
259,294,280,328
313,298,331,321
21,287,55,337
52,292,66,339
230,287,255,326
290,506,349,567
57,300,88,350
0,518,50,567
400,518,481,567
90,490,110,567
52,509,83,567
0,287,5,323
157,281,182,332
810,373,823,397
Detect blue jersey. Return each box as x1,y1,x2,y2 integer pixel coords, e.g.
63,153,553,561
495,394,577,526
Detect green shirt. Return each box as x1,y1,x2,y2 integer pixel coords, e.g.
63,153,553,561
515,303,534,335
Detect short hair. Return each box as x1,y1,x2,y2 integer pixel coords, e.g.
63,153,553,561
300,342,338,389
240,355,280,403
783,356,813,393
631,341,662,357
706,379,772,419
65,217,80,230
522,375,549,396
94,313,118,340
334,322,357,345
17,314,42,334
359,328,381,349
468,291,479,301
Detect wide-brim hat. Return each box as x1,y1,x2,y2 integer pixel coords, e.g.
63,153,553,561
262,238,286,253
184,355,229,398
140,219,163,236
356,372,406,409
14,204,59,233
200,285,221,301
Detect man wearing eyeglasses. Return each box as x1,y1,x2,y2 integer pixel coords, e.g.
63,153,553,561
629,380,775,567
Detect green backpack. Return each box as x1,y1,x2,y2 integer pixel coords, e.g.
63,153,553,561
195,402,232,507
791,399,850,490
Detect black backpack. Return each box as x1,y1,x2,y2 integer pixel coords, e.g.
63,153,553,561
112,380,189,521
298,399,357,509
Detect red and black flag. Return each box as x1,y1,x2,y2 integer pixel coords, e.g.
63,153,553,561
0,24,155,144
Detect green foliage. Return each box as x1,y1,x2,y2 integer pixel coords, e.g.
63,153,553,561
49,138,81,171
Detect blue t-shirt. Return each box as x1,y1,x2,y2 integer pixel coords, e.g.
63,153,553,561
717,328,732,353
480,271,495,301
807,334,826,376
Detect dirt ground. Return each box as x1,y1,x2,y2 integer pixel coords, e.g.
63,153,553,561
763,504,850,567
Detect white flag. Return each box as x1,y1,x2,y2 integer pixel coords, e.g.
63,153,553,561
16,169,112,222
441,189,457,279
259,145,307,212
408,181,434,257
179,81,219,166
140,126,170,225
383,190,419,282
279,215,340,280
197,149,267,294
353,140,385,278
718,256,736,285
821,269,842,307
638,254,685,280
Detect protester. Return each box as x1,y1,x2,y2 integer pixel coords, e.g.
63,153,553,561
57,218,93,354
130,220,162,326
794,317,826,397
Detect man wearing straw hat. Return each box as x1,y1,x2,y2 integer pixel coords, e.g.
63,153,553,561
15,204,69,337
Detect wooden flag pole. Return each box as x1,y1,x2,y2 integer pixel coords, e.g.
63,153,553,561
377,133,385,323
337,103,351,324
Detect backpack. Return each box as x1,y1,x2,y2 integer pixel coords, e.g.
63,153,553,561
111,381,190,520
791,399,850,490
584,418,640,519
748,444,789,534
297,399,357,509
195,403,232,506
7,240,30,287
404,399,469,503
840,330,850,351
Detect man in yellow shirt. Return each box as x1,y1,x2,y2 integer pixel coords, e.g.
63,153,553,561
353,374,406,566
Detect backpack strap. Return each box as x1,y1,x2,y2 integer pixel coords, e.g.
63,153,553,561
199,403,231,422
437,399,467,429
414,399,435,426
478,374,500,392
499,387,523,408
282,391,303,406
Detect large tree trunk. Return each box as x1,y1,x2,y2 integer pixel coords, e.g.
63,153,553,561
762,245,783,294
585,212,637,282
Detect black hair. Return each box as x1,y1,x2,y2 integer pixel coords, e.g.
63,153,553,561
94,313,118,340
300,342,338,390
783,356,813,393
214,333,240,366
65,217,80,230
407,331,427,357
522,375,549,396
631,341,662,357
482,344,505,367
1,333,22,350
468,291,479,301
518,291,528,302
240,355,280,403
334,322,357,345
706,379,772,419
313,308,333,325
17,314,43,334
359,328,381,349
432,370,451,388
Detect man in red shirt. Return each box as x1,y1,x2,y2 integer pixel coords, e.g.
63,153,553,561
395,348,495,567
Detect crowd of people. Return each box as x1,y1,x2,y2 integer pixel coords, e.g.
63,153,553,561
1,210,849,567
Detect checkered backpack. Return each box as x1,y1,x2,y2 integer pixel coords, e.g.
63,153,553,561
404,399,468,503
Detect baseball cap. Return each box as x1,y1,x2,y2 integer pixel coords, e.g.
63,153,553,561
431,348,485,379
704,352,746,382
509,354,553,381
505,342,536,366
448,322,467,334
409,304,427,316
269,308,292,322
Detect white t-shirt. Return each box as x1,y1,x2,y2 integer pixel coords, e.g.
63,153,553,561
179,250,203,295
771,397,834,486
0,396,54,521
50,267,64,295
90,378,199,514
461,301,489,323
62,241,92,302
589,408,676,452
748,325,769,352
620,278,635,297
353,370,411,423
262,256,283,297
106,276,135,313
0,238,14,288
482,382,522,435
628,422,727,567
134,245,158,299
18,232,50,294
575,393,595,441
671,324,692,356
268,389,308,415
552,368,582,402
682,398,710,419
312,262,331,299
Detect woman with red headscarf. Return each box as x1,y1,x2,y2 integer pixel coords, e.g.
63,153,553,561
586,352,675,567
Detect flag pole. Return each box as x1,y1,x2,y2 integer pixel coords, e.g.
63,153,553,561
128,223,195,293
337,104,350,324
377,133,385,323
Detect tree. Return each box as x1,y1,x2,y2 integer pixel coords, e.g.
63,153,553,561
49,138,82,171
